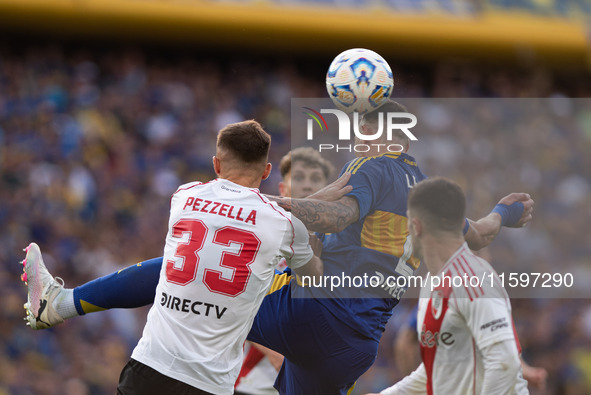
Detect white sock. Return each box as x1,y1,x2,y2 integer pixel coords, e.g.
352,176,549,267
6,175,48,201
52,288,79,319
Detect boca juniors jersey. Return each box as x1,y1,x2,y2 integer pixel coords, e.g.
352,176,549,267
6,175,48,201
303,152,427,341
132,179,313,394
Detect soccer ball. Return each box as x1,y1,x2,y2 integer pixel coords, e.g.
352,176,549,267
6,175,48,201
326,48,393,114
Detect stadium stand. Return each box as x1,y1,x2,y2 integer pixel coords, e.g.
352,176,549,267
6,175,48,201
1,0,591,392
1,43,590,394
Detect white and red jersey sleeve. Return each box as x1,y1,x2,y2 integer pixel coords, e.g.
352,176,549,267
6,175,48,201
277,214,313,270
445,248,516,351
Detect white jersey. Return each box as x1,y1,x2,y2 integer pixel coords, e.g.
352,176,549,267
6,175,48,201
132,179,313,394
383,243,528,395
234,342,279,395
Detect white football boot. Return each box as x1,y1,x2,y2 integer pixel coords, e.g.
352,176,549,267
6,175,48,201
21,242,65,329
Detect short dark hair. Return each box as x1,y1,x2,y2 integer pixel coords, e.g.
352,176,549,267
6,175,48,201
362,100,413,144
279,147,334,180
217,120,271,164
362,99,408,125
408,177,465,233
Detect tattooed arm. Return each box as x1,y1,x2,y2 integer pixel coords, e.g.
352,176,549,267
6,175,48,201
268,195,360,233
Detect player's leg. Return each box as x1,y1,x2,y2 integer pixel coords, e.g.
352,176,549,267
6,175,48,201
267,307,377,395
247,277,377,394
72,258,161,313
21,242,161,329
277,350,374,395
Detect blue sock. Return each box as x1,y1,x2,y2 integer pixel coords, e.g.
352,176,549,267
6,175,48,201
73,257,162,315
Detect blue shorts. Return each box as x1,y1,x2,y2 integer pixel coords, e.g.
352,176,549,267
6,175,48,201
247,275,379,395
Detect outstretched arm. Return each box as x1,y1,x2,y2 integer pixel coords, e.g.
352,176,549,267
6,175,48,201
306,172,353,201
267,172,359,233
270,195,359,233
465,193,534,251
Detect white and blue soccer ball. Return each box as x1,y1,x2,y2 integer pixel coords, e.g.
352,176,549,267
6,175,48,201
326,48,394,114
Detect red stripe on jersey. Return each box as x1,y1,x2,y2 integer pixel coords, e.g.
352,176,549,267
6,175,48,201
420,273,453,395
451,261,473,301
174,181,202,194
458,256,484,297
234,346,265,388
512,318,522,354
170,182,200,207
170,180,219,207
173,179,221,195
252,191,296,260
441,244,469,272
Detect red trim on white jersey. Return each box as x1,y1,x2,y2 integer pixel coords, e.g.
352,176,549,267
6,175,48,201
441,243,470,272
451,260,474,302
512,319,522,354
252,191,296,260
169,179,219,207
416,244,523,395
460,255,485,297
235,346,265,389
134,178,298,394
174,181,201,194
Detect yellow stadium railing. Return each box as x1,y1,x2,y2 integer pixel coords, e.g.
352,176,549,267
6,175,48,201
0,0,588,68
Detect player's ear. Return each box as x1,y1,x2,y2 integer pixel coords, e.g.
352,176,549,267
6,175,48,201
262,163,272,180
412,217,422,237
407,210,422,237
279,181,287,197
403,137,410,153
360,122,369,134
212,156,221,176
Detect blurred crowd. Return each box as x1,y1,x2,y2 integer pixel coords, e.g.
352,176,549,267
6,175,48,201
218,0,591,18
0,43,590,394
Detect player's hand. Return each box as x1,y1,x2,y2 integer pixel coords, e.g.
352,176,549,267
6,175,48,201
307,173,353,201
522,363,548,390
308,233,323,257
497,193,534,228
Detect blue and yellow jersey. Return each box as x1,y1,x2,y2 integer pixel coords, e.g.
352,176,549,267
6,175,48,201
297,152,427,342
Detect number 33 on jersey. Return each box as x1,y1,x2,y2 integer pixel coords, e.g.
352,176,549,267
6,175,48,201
131,179,313,394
